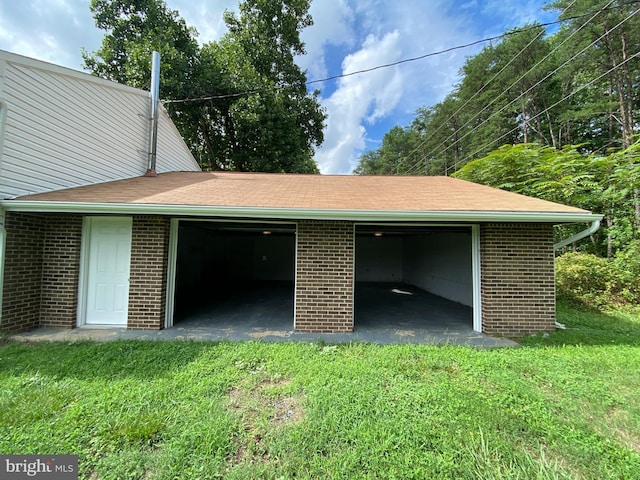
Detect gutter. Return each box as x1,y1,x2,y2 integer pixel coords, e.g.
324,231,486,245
553,219,602,250
0,200,603,224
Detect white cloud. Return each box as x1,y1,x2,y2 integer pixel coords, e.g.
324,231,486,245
315,30,403,174
0,0,101,69
0,0,556,175
312,0,485,174
170,0,237,44
298,0,355,79
0,0,235,70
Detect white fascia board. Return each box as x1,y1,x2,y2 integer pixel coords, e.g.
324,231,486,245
0,200,604,224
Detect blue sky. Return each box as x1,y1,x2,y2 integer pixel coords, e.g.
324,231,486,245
0,0,557,174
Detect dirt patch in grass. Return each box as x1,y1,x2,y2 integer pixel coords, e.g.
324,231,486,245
227,377,305,466
247,330,292,339
601,408,640,453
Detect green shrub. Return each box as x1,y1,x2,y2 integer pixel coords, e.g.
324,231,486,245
612,240,640,304
556,246,640,311
555,253,613,308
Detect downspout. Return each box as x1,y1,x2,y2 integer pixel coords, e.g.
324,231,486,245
553,219,601,251
552,219,601,329
145,51,161,177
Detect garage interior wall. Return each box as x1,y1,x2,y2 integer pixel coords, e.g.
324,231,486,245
355,228,473,307
404,232,472,306
173,222,295,318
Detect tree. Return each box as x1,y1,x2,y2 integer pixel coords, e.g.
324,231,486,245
452,142,640,256
353,126,421,175
411,96,466,175
224,0,311,85
218,0,325,172
82,0,199,99
83,0,325,173
355,24,561,176
547,0,640,149
358,0,640,177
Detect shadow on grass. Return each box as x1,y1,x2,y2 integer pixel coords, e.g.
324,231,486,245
520,300,640,347
0,339,218,381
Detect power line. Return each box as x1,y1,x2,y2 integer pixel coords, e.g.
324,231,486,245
402,0,586,174
447,48,640,173
305,21,554,86
399,3,568,171
163,0,640,105
404,0,614,175
446,4,640,173
409,2,637,175
400,23,549,162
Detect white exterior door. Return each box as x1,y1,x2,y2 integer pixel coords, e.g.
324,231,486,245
84,217,132,326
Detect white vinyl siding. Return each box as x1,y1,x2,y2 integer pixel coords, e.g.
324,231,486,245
0,51,199,199
156,106,200,174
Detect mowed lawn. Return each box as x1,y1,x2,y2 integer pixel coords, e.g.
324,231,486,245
1,303,639,479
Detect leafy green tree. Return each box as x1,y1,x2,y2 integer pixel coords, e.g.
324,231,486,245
356,24,560,176
354,0,640,262
83,0,325,173
607,140,640,241
360,0,640,177
452,142,640,256
224,0,311,85
219,0,325,172
353,126,421,175
82,0,199,99
411,96,466,175
547,0,640,149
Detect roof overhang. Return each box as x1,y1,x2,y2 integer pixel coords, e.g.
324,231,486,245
0,200,603,224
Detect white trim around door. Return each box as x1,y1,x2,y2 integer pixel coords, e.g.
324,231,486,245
472,224,482,333
78,216,132,327
164,218,179,328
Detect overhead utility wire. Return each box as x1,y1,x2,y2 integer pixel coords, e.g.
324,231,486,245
444,4,639,173
400,16,550,164
411,2,636,175
163,0,639,105
400,0,578,169
403,0,583,173
405,0,614,175
448,48,640,172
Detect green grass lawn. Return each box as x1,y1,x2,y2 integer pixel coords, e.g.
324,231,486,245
1,303,639,479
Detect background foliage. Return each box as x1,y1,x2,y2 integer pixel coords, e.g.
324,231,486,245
452,142,640,257
354,0,640,309
355,0,640,177
556,240,640,310
84,0,325,173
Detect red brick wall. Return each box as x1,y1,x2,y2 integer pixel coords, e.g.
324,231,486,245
480,223,556,336
127,216,170,329
2,214,558,337
2,213,171,332
1,213,45,333
295,220,354,332
40,215,83,328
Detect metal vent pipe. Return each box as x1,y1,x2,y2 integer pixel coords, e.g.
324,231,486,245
145,51,160,177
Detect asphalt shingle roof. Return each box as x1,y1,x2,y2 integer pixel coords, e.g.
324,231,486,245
13,171,589,214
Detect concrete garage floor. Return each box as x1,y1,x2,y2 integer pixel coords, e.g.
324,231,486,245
11,283,517,347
